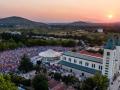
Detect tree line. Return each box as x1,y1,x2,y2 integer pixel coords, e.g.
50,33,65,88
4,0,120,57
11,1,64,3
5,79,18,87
0,32,77,51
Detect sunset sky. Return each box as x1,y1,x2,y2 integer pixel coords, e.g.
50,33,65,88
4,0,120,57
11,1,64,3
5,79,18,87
0,0,120,23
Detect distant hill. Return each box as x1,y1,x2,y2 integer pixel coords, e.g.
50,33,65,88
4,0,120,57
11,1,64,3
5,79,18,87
49,21,101,30
68,21,99,27
0,16,120,32
0,16,48,29
49,21,104,28
69,21,120,27
49,21,120,32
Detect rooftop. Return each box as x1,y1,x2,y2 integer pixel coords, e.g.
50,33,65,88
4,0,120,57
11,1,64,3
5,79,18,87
48,79,59,89
104,35,120,50
80,50,103,58
63,51,103,64
59,60,101,74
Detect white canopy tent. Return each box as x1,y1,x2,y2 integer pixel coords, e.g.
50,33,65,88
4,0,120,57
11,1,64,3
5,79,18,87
39,49,61,58
39,49,62,63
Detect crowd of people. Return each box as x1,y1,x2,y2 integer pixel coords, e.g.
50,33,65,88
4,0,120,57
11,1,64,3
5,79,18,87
45,63,76,78
0,46,71,73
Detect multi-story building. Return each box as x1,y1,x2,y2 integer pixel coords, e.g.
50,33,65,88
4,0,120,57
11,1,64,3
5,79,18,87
102,36,120,81
59,36,120,81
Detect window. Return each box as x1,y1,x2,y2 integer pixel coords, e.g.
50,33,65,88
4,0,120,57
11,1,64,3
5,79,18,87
105,68,108,70
106,60,109,64
99,66,102,70
105,65,109,67
101,66,102,70
105,70,108,72
106,62,109,64
106,60,109,62
74,59,77,63
99,65,101,70
92,64,95,68
63,57,66,60
69,59,71,62
107,52,110,56
105,73,108,75
106,57,110,59
79,61,82,65
69,58,71,62
85,62,89,66
92,64,93,68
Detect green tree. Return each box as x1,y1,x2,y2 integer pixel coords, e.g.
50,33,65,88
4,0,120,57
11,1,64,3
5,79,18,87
18,54,33,73
10,73,31,86
32,75,48,90
81,78,96,90
61,40,76,47
35,61,42,73
62,75,78,86
81,73,109,90
93,73,109,90
0,74,17,90
53,73,62,81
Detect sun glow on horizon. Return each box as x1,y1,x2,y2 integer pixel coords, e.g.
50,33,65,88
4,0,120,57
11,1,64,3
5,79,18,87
0,0,120,22
107,14,113,20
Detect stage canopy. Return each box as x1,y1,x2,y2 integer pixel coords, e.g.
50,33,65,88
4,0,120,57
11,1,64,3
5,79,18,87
39,49,61,58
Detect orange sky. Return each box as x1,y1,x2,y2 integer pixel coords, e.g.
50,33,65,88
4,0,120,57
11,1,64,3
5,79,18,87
0,0,120,22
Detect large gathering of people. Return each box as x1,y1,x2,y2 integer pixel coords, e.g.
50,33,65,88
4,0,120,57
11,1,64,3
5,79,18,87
0,46,71,73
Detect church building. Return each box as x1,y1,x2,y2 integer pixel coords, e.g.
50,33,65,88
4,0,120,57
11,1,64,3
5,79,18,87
59,36,120,82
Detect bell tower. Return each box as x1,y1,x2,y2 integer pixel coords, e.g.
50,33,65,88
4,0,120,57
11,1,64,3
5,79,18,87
102,37,116,81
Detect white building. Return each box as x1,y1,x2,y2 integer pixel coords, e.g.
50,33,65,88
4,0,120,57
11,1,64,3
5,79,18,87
97,28,103,33
59,36,120,82
102,36,120,81
59,51,103,77
31,49,62,65
39,49,61,63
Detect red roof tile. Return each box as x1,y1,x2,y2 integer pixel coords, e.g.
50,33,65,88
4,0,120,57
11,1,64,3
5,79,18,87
80,50,103,58
52,83,66,90
48,79,59,89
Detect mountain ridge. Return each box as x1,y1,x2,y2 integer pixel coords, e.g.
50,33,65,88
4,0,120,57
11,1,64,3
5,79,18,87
0,16,47,28
0,16,120,32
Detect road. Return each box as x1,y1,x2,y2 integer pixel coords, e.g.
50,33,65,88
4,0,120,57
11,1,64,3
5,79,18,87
109,75,120,90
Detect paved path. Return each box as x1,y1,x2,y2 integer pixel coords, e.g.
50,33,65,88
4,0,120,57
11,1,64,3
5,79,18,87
109,75,120,90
